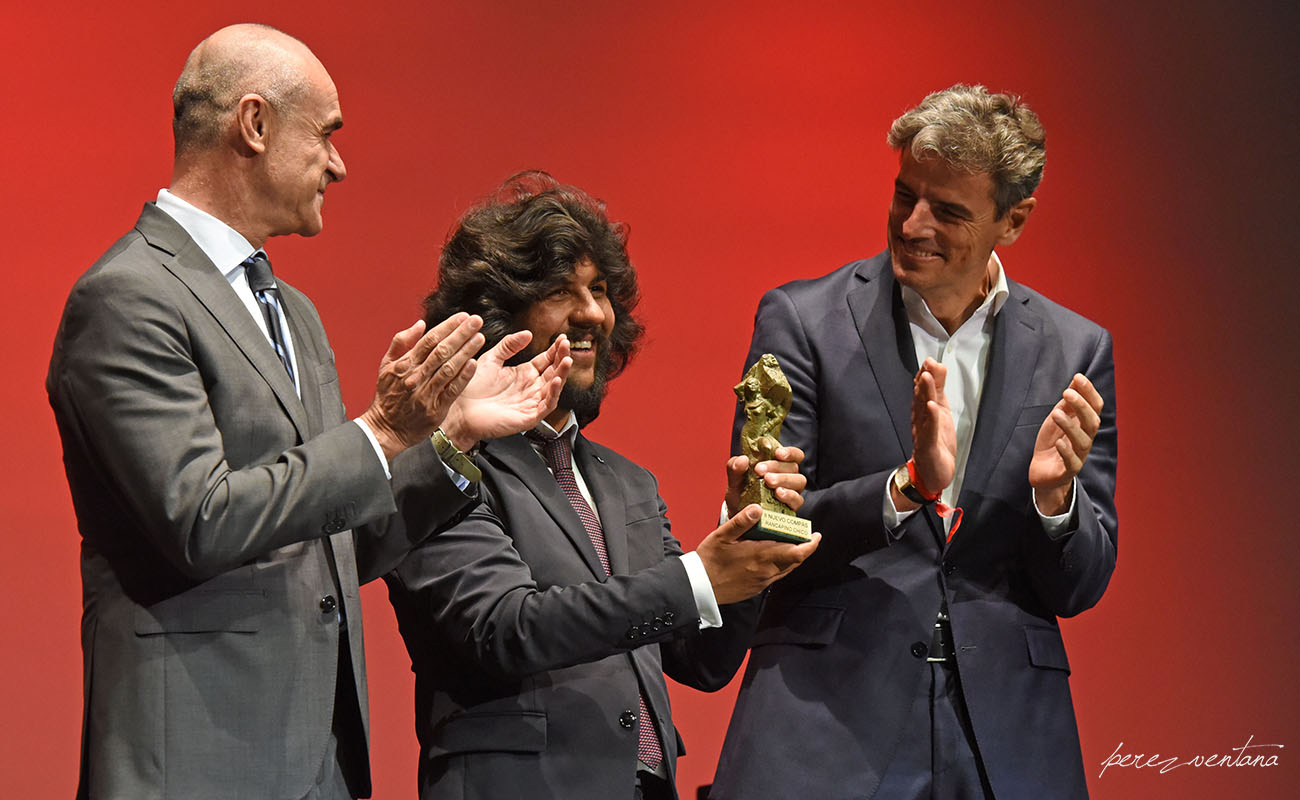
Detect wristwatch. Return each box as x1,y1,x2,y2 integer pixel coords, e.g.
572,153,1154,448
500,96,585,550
432,428,482,483
892,464,931,505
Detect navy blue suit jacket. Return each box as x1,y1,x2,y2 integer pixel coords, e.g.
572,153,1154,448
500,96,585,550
711,252,1118,800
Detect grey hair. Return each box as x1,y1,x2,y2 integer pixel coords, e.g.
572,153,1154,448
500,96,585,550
887,84,1046,218
172,24,310,155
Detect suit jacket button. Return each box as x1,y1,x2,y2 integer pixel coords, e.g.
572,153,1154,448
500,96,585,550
911,641,928,659
662,611,674,624
320,595,338,614
626,626,640,640
943,562,957,576
323,519,345,534
619,710,637,728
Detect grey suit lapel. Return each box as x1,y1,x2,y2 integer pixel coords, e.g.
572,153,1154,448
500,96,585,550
574,436,629,575
135,204,311,443
958,286,1043,512
846,258,916,460
487,434,609,580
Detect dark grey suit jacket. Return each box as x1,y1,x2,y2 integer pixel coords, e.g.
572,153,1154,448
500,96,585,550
386,432,761,800
47,204,469,800
711,252,1118,800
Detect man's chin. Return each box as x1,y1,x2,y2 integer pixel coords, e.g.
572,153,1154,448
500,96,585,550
560,380,606,427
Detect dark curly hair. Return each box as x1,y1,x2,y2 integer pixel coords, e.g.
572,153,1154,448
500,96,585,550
423,171,643,381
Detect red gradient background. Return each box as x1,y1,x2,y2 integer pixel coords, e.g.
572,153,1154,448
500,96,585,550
4,2,1297,797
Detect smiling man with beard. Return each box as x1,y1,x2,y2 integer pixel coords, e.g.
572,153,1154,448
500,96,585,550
384,171,820,800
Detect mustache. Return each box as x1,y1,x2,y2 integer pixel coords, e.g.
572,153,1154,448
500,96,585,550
546,327,608,349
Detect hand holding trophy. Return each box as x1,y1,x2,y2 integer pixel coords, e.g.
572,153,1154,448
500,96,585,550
733,354,814,543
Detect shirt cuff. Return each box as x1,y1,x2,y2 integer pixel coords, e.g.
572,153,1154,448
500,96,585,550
883,483,917,531
352,418,391,479
680,551,722,629
1034,477,1077,537
442,459,472,493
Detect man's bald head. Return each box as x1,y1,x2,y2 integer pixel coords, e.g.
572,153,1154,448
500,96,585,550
172,23,321,156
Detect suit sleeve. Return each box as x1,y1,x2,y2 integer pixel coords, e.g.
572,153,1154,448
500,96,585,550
654,501,762,693
1020,328,1119,617
354,440,476,584
734,288,896,579
386,489,713,683
660,594,762,692
48,263,396,581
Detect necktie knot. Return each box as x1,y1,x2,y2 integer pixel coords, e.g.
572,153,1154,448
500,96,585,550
242,253,295,383
244,253,276,293
527,429,572,474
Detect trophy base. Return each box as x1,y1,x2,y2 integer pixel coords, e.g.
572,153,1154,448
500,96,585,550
741,509,814,543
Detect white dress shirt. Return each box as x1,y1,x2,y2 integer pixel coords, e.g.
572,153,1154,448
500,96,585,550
884,253,1074,533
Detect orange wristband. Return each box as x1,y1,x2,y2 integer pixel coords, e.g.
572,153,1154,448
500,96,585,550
905,458,964,541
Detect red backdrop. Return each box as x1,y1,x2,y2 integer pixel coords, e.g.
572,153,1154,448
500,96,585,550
4,1,1297,797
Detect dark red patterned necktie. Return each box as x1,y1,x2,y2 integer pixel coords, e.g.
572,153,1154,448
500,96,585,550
532,432,664,771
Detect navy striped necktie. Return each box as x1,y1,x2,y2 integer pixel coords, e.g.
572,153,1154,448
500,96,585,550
243,253,295,383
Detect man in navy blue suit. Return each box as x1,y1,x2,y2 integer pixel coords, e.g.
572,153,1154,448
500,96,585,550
711,85,1118,800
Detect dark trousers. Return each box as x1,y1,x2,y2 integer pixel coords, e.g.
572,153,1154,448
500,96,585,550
873,661,995,800
635,769,675,800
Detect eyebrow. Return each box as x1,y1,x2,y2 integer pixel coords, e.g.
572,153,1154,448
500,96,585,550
934,200,973,219
895,180,974,219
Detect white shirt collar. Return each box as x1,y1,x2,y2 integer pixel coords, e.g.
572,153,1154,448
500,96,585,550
534,411,579,443
899,251,1010,337
156,189,260,279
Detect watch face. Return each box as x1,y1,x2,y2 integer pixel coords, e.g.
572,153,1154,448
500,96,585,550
894,465,910,491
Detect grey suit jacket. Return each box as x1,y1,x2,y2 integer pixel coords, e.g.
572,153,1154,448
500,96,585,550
386,432,761,800
711,252,1118,800
47,204,470,800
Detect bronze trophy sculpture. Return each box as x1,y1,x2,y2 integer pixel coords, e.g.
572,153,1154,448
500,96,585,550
734,354,814,543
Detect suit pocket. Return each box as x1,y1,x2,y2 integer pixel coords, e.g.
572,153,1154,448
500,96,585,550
1024,625,1071,673
134,590,267,635
751,605,844,647
433,710,548,755
1016,404,1055,428
625,498,659,524
317,374,346,426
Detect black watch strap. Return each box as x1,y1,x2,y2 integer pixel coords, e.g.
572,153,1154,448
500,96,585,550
893,465,931,505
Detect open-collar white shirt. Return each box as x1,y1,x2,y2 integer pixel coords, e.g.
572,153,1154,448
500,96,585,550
885,252,1073,533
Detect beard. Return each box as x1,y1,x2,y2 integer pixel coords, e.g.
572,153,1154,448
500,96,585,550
560,364,608,427
517,327,613,427
560,329,613,427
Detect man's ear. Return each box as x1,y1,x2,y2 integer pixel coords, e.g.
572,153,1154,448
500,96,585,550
236,93,269,154
998,196,1036,246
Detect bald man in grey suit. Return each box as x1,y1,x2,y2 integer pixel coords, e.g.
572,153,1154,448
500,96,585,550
47,24,568,800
